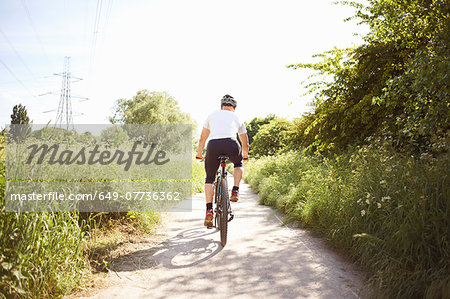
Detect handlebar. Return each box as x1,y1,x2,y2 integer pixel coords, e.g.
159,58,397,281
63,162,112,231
195,155,248,161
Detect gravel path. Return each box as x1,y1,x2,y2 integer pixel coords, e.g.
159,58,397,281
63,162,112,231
76,179,366,299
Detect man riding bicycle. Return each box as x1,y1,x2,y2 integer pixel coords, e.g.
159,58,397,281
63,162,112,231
196,94,249,228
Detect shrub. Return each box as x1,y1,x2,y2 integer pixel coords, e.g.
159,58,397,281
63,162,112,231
250,118,293,157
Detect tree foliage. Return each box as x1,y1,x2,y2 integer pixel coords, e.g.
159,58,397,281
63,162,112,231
250,118,293,157
10,104,30,125
245,114,277,145
109,90,194,152
9,104,31,142
110,90,193,125
288,0,450,154
100,126,129,146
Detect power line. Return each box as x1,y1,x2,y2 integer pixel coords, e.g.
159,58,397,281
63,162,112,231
88,0,103,76
82,0,89,49
0,27,38,82
102,0,113,42
20,0,54,71
87,0,113,72
0,58,39,100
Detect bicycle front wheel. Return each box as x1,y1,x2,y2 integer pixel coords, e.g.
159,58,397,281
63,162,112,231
219,177,229,247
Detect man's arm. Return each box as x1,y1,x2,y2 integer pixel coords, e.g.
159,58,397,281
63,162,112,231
196,127,210,160
238,133,249,159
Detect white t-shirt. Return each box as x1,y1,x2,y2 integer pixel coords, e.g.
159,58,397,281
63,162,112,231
203,109,247,140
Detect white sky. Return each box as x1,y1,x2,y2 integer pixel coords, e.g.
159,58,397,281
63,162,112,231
0,0,367,134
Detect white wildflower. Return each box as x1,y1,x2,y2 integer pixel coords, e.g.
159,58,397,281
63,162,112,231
366,199,370,205
381,196,391,202
361,210,366,216
377,203,381,208
380,180,386,185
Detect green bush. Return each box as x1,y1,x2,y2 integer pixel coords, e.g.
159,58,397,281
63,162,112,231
250,118,293,157
245,114,277,145
245,146,449,298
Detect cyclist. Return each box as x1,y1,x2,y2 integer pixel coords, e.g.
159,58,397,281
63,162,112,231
196,94,249,228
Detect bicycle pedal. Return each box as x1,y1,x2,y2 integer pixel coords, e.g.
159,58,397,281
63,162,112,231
228,212,234,222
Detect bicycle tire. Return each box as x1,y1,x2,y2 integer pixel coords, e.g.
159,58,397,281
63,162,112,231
214,176,220,228
219,177,229,247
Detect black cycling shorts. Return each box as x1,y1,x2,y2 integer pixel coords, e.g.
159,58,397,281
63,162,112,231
205,138,243,184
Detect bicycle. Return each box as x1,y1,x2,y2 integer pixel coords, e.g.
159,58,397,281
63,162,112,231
196,154,247,246
213,155,234,247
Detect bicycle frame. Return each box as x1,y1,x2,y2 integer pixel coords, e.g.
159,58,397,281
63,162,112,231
214,156,234,246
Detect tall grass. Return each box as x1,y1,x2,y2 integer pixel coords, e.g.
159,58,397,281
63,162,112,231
0,134,204,298
245,145,449,298
0,164,88,297
192,159,205,193
1,133,87,297
0,211,87,297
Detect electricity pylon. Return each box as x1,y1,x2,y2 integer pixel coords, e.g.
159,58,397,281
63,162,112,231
40,56,88,130
55,56,73,129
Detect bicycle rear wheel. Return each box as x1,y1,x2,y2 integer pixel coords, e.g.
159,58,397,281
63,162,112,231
219,177,229,247
214,177,220,228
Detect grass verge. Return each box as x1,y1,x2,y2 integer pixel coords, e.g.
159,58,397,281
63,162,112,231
0,158,204,298
244,145,449,298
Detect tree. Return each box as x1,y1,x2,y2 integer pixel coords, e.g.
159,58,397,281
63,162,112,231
250,118,293,157
109,90,195,152
110,90,193,125
10,104,30,125
288,0,450,154
285,113,317,151
245,114,277,145
9,104,31,142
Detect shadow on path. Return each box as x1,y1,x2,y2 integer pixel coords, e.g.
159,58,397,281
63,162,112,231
110,227,222,271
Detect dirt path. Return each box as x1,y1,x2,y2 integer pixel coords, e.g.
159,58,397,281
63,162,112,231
76,179,366,298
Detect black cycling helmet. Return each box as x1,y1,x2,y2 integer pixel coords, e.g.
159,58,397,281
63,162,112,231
221,94,237,107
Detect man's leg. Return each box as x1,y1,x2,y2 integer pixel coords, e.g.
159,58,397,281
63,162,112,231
204,183,214,227
231,166,243,202
233,167,243,187
205,183,214,204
